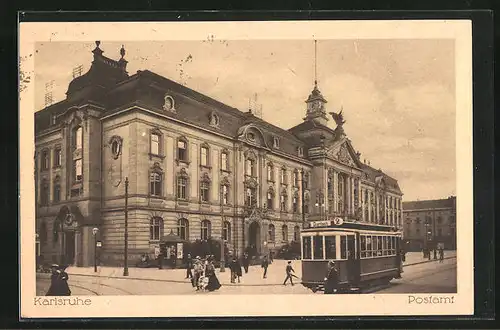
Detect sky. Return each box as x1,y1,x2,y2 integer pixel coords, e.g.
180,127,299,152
34,39,456,201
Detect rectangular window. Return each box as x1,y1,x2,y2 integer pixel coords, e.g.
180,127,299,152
371,236,378,257
150,218,162,241
267,193,273,209
177,177,187,199
200,181,209,202
149,173,162,197
200,147,208,166
366,236,372,257
360,235,367,258
325,236,336,259
246,187,256,206
303,174,309,189
221,152,229,171
246,159,254,176
267,165,273,181
281,169,286,184
221,185,228,205
151,134,160,155
74,159,82,181
302,237,311,259
177,140,187,161
313,235,324,260
293,172,299,187
377,236,383,256
53,185,61,203
292,196,298,213
340,235,347,259
54,148,62,167
41,151,50,171
280,195,286,212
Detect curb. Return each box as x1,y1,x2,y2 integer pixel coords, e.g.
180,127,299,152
37,256,456,287
403,255,456,268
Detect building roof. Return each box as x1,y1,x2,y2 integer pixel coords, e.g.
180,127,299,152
403,197,456,211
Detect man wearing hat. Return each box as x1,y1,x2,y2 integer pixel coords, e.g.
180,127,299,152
324,260,339,294
283,261,297,286
192,256,203,289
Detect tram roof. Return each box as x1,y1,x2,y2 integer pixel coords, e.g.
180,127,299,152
302,220,401,233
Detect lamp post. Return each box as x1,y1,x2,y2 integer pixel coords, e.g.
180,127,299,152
92,227,99,272
123,177,129,276
220,235,226,273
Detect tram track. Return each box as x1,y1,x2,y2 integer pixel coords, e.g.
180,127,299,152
37,277,100,296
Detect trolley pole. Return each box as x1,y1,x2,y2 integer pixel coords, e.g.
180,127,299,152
123,177,129,276
301,168,306,227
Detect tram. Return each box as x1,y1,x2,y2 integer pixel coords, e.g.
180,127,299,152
300,218,403,293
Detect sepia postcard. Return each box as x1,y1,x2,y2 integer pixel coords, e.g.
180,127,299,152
19,19,473,318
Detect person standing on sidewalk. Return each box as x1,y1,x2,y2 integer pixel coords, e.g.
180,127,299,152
192,256,203,289
230,257,237,283
283,261,296,286
185,253,193,279
439,248,444,262
261,255,269,279
235,257,243,283
242,253,249,274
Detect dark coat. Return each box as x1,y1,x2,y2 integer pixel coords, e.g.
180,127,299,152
324,267,339,294
205,263,221,291
46,271,71,296
261,259,269,269
242,255,249,266
186,257,193,269
235,260,243,276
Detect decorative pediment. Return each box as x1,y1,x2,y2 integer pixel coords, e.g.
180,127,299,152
244,177,258,189
178,167,189,178
336,143,356,166
200,172,211,183
151,162,163,173
220,176,230,186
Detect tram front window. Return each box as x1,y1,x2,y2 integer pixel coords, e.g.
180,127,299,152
325,236,336,259
340,236,347,259
302,237,312,259
313,235,324,260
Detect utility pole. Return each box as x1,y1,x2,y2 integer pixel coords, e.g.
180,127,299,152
123,177,129,276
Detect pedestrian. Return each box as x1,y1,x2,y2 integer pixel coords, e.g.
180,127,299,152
439,248,444,262
192,256,203,289
242,253,249,274
230,257,238,283
324,260,339,294
185,253,193,279
261,255,269,279
269,251,274,264
401,250,406,263
235,257,243,283
283,261,296,286
205,256,222,292
46,264,71,296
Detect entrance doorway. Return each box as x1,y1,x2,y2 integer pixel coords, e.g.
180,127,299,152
64,231,76,265
248,221,260,257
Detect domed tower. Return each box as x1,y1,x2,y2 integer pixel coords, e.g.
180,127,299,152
303,81,329,126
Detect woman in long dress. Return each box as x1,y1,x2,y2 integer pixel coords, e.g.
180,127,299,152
46,264,71,296
205,257,222,292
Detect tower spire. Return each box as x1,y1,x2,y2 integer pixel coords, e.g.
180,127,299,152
314,39,318,87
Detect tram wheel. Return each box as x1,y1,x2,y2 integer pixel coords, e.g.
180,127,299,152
311,287,318,293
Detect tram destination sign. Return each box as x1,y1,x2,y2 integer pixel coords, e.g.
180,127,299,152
309,217,344,228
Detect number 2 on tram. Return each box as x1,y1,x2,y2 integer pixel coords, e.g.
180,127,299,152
300,223,403,293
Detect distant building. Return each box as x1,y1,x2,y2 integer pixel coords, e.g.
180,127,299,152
34,42,403,267
402,196,456,251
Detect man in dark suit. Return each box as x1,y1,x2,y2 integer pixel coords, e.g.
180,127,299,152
324,260,339,294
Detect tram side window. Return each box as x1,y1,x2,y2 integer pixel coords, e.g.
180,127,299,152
302,237,312,259
392,236,397,255
388,236,392,255
366,236,372,258
313,235,324,260
372,236,378,257
383,237,388,256
340,235,347,259
377,236,383,256
325,236,336,260
360,235,367,258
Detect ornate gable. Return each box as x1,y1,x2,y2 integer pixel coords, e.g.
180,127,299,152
327,139,361,168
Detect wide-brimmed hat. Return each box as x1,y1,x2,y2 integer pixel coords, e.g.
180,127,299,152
287,261,292,264
50,263,59,268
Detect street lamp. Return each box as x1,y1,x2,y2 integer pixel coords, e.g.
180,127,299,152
123,177,129,276
220,236,226,273
92,227,99,272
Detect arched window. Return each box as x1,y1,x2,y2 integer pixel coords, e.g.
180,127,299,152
222,221,231,243
40,179,49,205
293,225,300,241
177,218,189,240
268,224,275,242
53,176,61,203
201,220,211,240
177,137,188,162
54,147,62,167
282,224,288,242
200,144,209,167
150,217,163,241
150,172,162,197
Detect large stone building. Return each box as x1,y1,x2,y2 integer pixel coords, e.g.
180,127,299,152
402,196,457,252
34,42,403,267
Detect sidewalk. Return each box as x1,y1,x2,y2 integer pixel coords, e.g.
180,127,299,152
38,251,456,287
